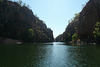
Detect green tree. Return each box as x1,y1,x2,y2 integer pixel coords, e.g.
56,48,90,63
74,13,80,17
28,29,35,38
72,33,78,42
24,28,35,42
18,0,22,6
68,13,80,23
93,22,100,43
74,13,80,22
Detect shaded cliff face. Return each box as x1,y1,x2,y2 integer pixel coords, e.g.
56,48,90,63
77,0,100,41
55,0,100,42
0,0,54,42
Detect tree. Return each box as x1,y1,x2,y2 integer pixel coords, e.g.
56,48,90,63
18,0,22,6
24,28,35,42
28,29,35,38
93,22,100,43
72,33,78,42
68,13,80,24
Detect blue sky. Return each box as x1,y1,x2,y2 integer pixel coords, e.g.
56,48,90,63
13,0,88,38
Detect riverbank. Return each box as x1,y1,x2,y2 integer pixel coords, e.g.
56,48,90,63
69,39,96,45
0,38,22,44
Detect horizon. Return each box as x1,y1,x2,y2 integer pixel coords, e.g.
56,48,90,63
12,0,89,38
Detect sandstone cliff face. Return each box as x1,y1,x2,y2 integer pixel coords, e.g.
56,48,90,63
0,0,54,43
77,0,100,41
56,0,100,42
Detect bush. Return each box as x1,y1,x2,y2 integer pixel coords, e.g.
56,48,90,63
72,33,78,42
28,29,35,38
93,22,100,43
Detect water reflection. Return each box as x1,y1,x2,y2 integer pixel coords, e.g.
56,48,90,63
42,42,66,45
0,43,100,67
51,45,69,67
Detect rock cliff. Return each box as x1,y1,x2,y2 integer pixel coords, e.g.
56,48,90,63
55,0,100,43
0,0,54,43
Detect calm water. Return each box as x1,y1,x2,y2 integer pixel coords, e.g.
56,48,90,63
0,42,100,67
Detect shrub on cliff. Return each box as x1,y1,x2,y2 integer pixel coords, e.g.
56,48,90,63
72,33,78,42
93,22,100,43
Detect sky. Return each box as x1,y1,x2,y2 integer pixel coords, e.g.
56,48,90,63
13,0,89,38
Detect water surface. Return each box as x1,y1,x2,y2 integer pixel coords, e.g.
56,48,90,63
0,42,100,67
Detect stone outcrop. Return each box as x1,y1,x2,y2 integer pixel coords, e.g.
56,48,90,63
0,0,54,43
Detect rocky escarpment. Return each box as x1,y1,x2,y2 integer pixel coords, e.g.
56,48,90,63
55,0,100,43
0,0,54,43
77,0,100,42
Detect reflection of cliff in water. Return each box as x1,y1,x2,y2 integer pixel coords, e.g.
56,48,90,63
0,43,100,67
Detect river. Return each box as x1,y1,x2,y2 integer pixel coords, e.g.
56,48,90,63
0,42,100,67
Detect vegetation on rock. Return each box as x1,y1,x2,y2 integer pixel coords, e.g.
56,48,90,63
72,33,78,42
93,22,100,43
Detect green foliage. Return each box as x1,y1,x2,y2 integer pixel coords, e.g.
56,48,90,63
93,22,100,43
28,29,35,38
95,22,100,27
93,22,100,38
74,27,77,30
0,0,3,2
72,33,78,42
17,0,30,8
74,13,80,17
74,13,80,22
68,13,80,23
17,0,22,6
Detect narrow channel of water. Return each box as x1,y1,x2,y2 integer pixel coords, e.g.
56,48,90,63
0,42,100,67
